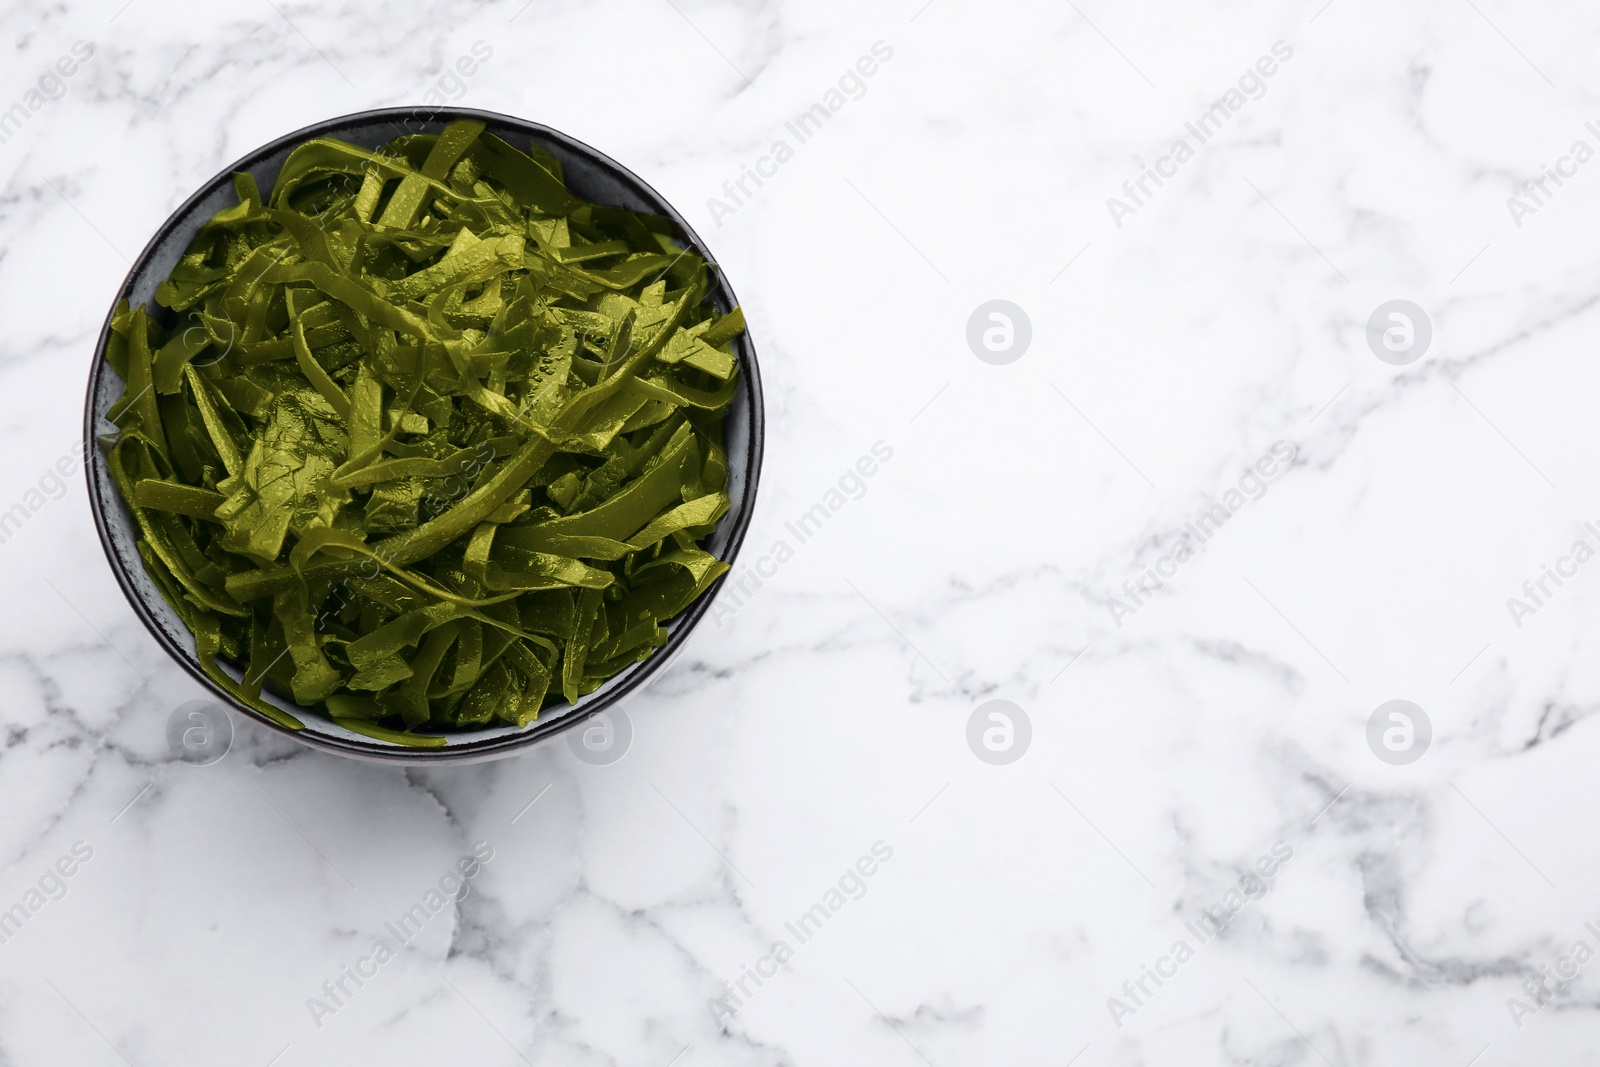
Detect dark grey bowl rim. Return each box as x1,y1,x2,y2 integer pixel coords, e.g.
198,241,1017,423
82,106,764,764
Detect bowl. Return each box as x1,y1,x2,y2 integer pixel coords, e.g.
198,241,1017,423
82,107,764,764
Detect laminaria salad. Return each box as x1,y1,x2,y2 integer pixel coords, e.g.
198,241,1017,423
100,119,745,747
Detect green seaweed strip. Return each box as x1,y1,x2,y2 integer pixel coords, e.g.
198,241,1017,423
331,717,448,748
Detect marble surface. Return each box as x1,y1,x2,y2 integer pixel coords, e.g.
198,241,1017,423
2,0,1599,1063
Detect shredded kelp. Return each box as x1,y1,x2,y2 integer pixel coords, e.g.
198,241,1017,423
102,120,742,743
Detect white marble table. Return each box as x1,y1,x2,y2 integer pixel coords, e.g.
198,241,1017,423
2,0,1597,1063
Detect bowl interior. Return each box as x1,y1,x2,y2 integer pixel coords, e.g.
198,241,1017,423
84,108,762,763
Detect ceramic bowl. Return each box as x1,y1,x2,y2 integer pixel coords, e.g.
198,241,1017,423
82,107,763,763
